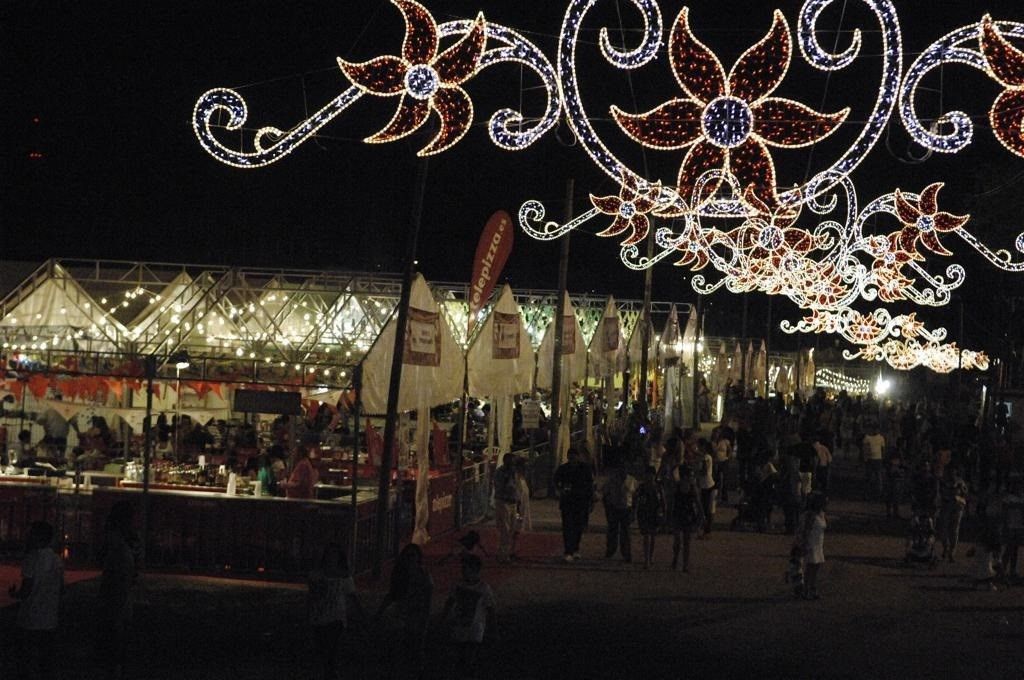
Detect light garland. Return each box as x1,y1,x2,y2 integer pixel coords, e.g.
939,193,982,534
815,368,871,394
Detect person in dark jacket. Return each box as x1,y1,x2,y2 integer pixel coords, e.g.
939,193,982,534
554,448,594,562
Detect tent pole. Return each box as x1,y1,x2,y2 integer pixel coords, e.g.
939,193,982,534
456,354,468,529
740,295,748,393
765,297,772,399
373,156,429,578
140,355,155,569
548,178,573,491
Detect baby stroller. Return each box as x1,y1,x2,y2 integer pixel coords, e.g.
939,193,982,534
904,514,938,567
731,474,777,532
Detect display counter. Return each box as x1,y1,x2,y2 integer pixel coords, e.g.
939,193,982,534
90,485,389,575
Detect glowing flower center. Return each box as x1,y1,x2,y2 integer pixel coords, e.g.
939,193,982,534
688,240,700,252
618,201,637,218
758,226,784,250
405,64,440,99
884,253,896,265
701,97,753,149
916,215,935,232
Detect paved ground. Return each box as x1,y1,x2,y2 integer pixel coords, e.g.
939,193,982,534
2,462,1024,679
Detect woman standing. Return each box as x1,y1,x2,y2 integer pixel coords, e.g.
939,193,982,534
795,493,828,599
671,465,704,573
377,544,434,679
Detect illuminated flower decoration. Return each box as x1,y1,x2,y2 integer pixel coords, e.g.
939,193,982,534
336,0,485,156
590,172,663,245
673,223,713,270
610,9,849,207
892,183,970,257
848,312,884,344
980,15,1024,158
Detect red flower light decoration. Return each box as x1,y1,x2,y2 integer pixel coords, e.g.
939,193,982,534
980,15,1024,158
337,0,485,156
892,183,969,257
610,8,849,207
590,172,663,245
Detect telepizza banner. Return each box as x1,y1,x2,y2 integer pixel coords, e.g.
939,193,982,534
468,210,514,332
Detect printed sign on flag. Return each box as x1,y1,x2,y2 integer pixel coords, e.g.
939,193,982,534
404,307,441,367
602,316,620,352
468,211,514,332
561,317,576,355
492,311,521,360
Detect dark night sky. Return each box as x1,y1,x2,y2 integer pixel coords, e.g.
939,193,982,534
2,1,1024,352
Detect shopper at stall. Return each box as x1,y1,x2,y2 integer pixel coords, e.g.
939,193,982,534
377,544,433,680
283,446,319,499
9,521,64,680
36,402,70,460
554,447,595,562
308,543,363,680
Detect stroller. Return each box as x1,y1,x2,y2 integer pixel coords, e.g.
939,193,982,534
904,514,938,567
731,472,778,532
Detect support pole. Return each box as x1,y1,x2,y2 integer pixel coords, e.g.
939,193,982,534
740,295,748,393
140,355,156,569
691,293,703,428
351,364,362,515
455,355,469,529
638,223,654,410
373,157,428,578
765,297,773,399
549,179,573,484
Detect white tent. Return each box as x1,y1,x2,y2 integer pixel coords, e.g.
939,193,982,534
730,342,744,385
754,340,768,396
361,274,465,545
802,349,816,395
658,305,683,431
627,316,656,367
712,342,729,395
680,306,699,426
588,296,625,379
467,285,536,456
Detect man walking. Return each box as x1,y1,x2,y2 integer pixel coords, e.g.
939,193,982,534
602,462,637,562
554,448,594,562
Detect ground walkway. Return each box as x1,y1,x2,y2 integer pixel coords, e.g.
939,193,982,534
2,462,1023,679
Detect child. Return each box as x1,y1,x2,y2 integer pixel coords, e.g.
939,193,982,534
443,554,496,678
634,465,664,569
9,521,64,679
308,544,363,680
795,493,827,599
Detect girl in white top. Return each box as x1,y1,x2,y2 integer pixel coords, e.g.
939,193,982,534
796,493,828,600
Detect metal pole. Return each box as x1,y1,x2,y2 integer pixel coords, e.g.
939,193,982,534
373,156,429,578
140,355,155,569
639,224,654,410
740,295,748,392
957,298,964,395
765,297,772,399
692,293,703,428
549,179,573,483
455,355,468,529
351,365,362,511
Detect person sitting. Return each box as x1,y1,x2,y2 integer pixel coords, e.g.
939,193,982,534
283,447,319,499
14,430,37,466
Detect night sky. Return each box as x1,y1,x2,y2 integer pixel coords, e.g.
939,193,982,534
2,0,1023,353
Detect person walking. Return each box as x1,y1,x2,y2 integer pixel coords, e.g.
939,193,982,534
554,448,595,562
511,457,532,559
307,544,363,680
98,501,140,680
671,465,704,573
657,438,681,532
9,521,64,680
492,454,519,563
377,544,434,679
937,466,968,562
812,430,833,495
795,493,828,599
601,462,637,562
862,424,886,500
442,554,496,679
634,466,664,569
696,439,717,538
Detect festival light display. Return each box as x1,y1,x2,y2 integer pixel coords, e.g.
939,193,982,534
193,0,1024,373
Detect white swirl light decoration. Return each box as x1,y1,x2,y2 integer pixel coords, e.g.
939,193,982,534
441,21,562,151
899,20,1024,154
795,0,903,201
194,17,560,168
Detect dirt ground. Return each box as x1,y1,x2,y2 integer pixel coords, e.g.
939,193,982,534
2,461,1023,679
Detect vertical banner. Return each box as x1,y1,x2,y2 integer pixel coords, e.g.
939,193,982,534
492,311,521,359
404,307,441,367
468,210,514,332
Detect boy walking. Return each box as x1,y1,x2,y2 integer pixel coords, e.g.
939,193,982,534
443,554,496,678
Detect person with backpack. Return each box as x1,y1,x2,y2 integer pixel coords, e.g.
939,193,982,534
602,462,637,562
671,465,704,572
634,466,664,569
